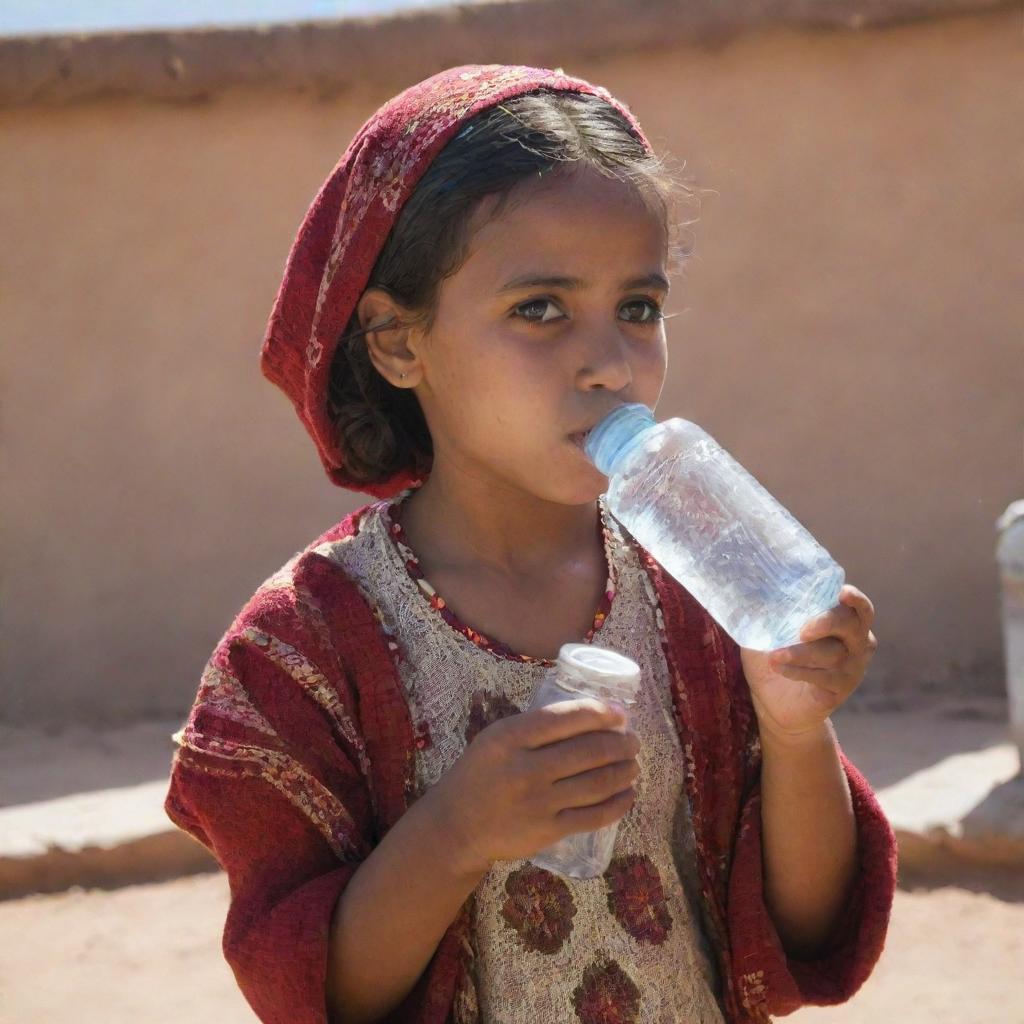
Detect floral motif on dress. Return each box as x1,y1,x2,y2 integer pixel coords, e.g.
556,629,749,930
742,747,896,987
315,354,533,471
739,970,768,1016
193,662,277,739
464,688,521,745
413,720,433,751
603,853,674,945
571,954,641,1024
500,865,577,954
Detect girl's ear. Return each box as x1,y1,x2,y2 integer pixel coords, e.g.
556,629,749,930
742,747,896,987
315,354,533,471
356,287,424,389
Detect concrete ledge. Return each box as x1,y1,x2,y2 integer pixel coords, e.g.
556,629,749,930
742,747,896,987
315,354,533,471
0,0,1014,108
0,781,217,900
880,745,1024,871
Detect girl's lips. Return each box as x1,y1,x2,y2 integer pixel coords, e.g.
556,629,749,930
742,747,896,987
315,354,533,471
569,430,592,449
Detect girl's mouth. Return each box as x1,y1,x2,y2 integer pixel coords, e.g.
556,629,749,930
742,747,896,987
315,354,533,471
569,430,592,451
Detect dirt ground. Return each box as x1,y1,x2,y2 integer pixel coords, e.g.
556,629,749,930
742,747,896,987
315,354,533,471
1,866,1022,1023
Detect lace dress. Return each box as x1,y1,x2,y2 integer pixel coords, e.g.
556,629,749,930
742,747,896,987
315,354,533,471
328,489,726,1024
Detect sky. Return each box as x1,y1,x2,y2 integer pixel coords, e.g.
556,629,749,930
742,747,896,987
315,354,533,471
1,0,462,36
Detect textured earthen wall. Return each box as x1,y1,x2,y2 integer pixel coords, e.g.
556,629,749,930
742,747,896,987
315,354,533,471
2,5,1019,725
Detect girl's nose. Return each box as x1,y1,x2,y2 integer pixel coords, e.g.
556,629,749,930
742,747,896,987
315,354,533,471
576,329,633,393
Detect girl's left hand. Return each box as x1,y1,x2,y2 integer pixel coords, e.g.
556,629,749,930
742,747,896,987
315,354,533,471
740,584,878,742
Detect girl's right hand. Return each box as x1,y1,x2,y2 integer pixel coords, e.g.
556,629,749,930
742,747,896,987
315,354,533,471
428,698,641,876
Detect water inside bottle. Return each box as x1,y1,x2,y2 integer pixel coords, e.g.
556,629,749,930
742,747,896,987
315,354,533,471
617,483,843,650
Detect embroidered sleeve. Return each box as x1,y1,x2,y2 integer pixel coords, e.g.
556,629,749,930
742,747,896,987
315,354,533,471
164,611,377,1024
725,746,898,1017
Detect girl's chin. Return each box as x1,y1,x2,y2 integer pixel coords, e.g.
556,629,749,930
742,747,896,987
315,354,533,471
557,452,608,501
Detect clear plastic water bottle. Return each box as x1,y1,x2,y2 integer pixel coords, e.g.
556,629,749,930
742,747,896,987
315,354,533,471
527,643,641,879
583,403,845,652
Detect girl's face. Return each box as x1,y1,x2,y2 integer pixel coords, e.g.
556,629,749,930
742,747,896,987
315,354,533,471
411,163,670,506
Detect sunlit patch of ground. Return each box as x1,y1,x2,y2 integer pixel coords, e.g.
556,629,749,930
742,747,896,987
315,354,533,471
1,868,1022,1023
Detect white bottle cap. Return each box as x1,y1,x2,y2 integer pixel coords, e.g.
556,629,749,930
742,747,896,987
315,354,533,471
555,643,641,704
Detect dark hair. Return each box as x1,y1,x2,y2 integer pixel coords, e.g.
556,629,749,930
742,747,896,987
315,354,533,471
327,87,701,487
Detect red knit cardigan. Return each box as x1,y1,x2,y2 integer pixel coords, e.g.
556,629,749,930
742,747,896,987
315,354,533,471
164,503,897,1024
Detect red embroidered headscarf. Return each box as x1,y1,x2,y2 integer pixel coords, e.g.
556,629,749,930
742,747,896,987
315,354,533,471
259,64,653,499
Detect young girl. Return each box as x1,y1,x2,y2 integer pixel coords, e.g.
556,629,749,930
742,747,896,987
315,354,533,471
164,64,896,1024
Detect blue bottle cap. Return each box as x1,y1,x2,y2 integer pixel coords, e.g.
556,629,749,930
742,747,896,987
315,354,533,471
583,403,658,476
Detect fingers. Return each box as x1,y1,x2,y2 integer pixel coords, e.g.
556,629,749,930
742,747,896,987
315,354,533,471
518,698,627,750
533,727,640,782
772,636,848,671
798,584,877,655
766,667,846,709
550,757,640,810
839,583,875,629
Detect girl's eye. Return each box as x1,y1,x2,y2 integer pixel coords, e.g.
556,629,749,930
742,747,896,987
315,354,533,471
513,298,565,323
619,298,665,324
512,297,665,325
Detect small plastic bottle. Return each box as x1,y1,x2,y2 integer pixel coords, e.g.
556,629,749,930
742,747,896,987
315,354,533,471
583,403,845,652
527,642,641,880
